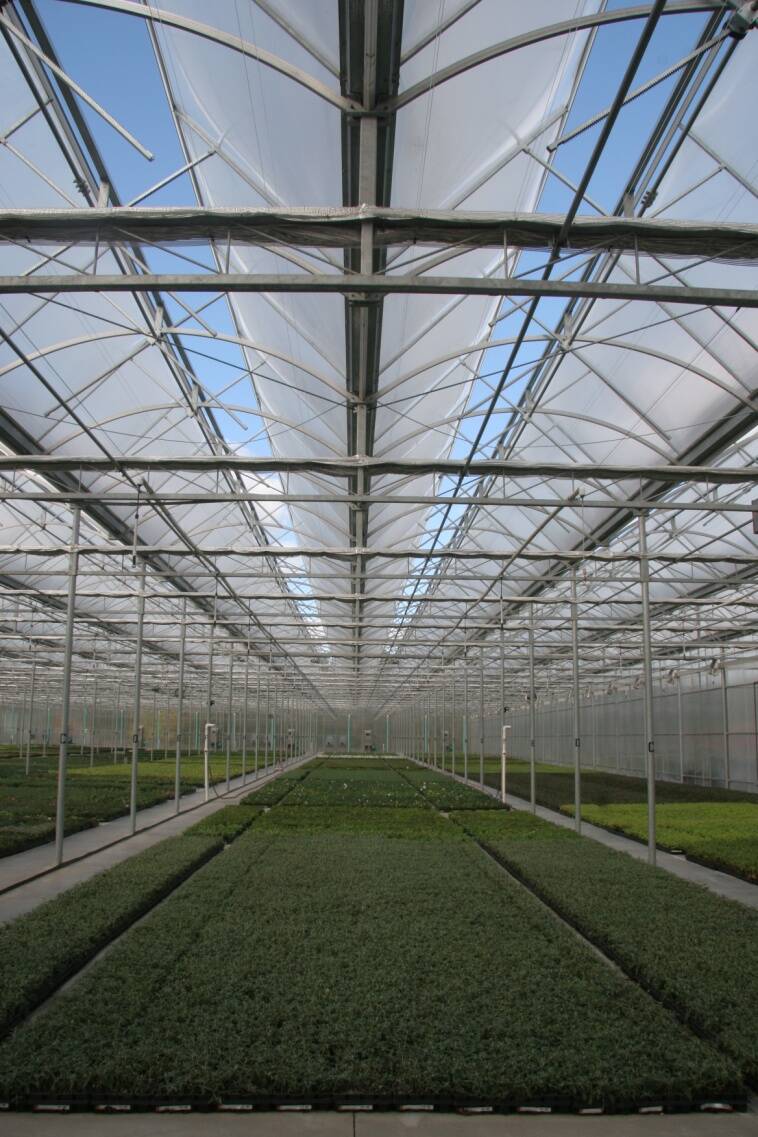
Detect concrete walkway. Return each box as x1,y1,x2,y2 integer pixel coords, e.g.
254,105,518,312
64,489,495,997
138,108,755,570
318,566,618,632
1,1107,757,1136
411,759,758,911
0,755,311,924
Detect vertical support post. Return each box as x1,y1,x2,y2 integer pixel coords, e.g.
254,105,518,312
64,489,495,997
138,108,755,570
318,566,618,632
150,688,157,760
570,570,582,835
677,674,684,783
255,654,261,777
271,678,278,764
55,507,80,866
385,713,389,754
501,724,511,804
89,672,98,767
226,645,233,791
43,690,50,759
19,688,27,763
638,514,656,865
206,619,215,767
479,646,485,786
440,683,446,771
242,642,250,783
264,654,270,771
433,691,438,767
720,647,730,788
450,670,456,772
204,721,213,801
347,712,352,753
25,653,37,776
529,604,537,814
174,595,186,814
463,645,469,781
499,585,505,777
129,559,146,836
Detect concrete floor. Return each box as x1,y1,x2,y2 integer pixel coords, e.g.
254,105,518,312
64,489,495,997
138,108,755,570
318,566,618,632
1,1109,757,1137
0,755,311,924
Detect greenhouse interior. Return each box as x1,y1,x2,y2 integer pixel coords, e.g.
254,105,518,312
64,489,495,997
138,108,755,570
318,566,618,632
1,0,758,1131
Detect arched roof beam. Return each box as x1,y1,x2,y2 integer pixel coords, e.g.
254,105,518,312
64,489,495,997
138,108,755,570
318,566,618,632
62,0,359,112
384,2,721,111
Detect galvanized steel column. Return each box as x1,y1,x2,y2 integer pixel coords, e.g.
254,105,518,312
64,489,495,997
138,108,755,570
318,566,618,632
529,605,537,814
242,642,250,784
571,570,582,835
226,644,233,791
255,654,261,777
264,652,271,770
479,646,485,786
129,558,146,835
206,619,215,763
54,507,81,866
638,515,656,865
25,652,37,777
463,645,469,781
721,647,730,788
89,669,98,767
174,596,186,813
500,587,505,774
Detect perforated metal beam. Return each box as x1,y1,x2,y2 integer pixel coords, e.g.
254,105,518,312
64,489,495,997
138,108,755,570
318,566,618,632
3,207,758,259
2,455,755,483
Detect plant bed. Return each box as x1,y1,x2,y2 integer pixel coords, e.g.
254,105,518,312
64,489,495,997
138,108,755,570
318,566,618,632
483,763,757,811
0,833,222,1037
561,802,758,884
283,766,422,807
0,816,740,1110
401,769,504,810
255,805,464,840
0,770,193,859
181,805,264,843
319,756,415,770
241,770,308,806
452,809,758,1083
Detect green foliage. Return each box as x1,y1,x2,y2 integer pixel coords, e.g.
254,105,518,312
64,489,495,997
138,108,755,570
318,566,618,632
0,833,222,1036
484,762,757,809
0,826,737,1109
71,755,247,786
402,769,503,809
319,755,415,769
569,802,758,883
284,766,423,807
0,775,182,858
452,809,575,842
256,805,464,840
182,805,262,842
0,750,259,859
456,809,758,1082
241,770,308,805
